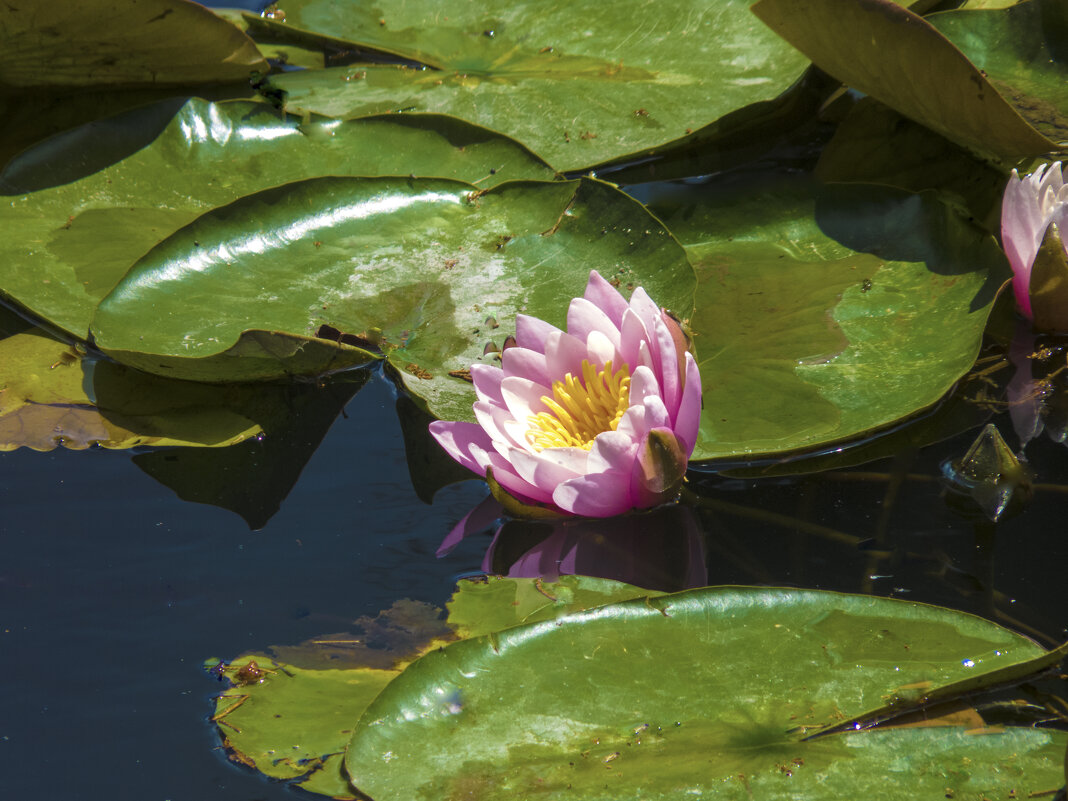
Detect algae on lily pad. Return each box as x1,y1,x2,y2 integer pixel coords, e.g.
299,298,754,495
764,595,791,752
0,325,261,451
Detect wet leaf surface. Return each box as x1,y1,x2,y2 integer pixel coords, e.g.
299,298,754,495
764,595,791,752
928,0,1068,146
91,176,695,413
345,586,1066,800
0,98,554,339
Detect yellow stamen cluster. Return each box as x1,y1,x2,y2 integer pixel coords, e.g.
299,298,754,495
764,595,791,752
525,359,631,451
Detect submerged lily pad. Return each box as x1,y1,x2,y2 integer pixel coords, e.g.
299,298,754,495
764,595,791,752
91,176,695,414
345,586,1065,800
649,174,1007,462
0,98,554,340
261,0,810,171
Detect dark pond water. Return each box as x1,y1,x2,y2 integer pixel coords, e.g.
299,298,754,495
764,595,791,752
3,359,1067,801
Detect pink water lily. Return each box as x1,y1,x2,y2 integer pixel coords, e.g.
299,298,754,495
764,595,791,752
1001,161,1068,319
429,271,702,518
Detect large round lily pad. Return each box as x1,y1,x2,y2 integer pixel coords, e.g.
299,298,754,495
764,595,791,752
91,176,696,413
648,174,1008,462
344,586,1065,800
261,0,811,171
0,98,554,340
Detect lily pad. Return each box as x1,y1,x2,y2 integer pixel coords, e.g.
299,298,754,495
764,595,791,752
0,0,265,89
345,586,1066,800
209,577,657,796
648,174,1007,461
445,575,661,639
91,176,696,415
927,0,1068,146
814,97,1008,232
0,98,554,340
260,0,811,171
0,326,262,451
751,0,1057,162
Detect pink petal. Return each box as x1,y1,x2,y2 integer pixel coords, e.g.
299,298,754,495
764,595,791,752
628,287,665,378
567,297,621,352
1002,163,1066,320
588,430,639,474
619,308,649,370
643,394,671,430
650,315,681,418
553,471,634,517
515,314,560,354
583,270,629,328
629,364,661,407
502,346,551,388
636,339,656,374
428,420,495,476
617,404,650,441
474,401,526,451
470,363,505,405
544,330,588,382
585,329,619,369
508,446,588,492
501,376,552,423
476,444,556,505
673,353,702,456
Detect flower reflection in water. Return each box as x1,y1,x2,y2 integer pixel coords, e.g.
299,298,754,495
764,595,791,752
439,496,707,593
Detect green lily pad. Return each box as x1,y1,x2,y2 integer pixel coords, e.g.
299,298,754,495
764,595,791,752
751,0,1057,162
0,0,265,89
91,176,695,413
344,586,1066,800
260,0,810,171
445,575,661,639
211,654,389,799
209,577,658,796
0,98,555,340
648,174,1007,462
928,0,1068,146
0,312,374,456
0,326,263,451
814,97,1008,232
